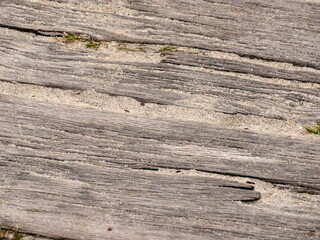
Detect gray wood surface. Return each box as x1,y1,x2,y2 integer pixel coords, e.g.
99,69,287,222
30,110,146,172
162,52,320,84
0,0,319,239
2,161,319,240
0,29,319,121
1,94,320,193
1,95,319,240
0,0,319,68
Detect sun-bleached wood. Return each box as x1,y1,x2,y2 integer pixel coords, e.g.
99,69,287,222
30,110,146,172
0,0,319,69
0,29,319,122
0,0,320,239
0,95,319,239
0,95,319,193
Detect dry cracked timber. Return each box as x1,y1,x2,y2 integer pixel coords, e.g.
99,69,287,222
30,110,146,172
0,0,319,239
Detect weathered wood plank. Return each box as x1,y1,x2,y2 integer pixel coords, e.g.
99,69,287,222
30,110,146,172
121,65,320,121
162,52,320,84
0,1,320,238
0,94,319,194
0,0,319,69
1,28,319,122
1,148,320,240
126,0,320,69
0,30,185,106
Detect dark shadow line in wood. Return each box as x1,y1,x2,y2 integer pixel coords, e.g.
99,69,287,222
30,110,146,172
0,23,63,37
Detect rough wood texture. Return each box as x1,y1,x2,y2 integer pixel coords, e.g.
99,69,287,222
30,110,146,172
0,29,319,122
1,161,262,240
162,52,320,84
1,95,319,240
0,95,319,193
2,162,319,240
0,0,320,239
0,29,186,106
121,64,320,121
0,0,319,69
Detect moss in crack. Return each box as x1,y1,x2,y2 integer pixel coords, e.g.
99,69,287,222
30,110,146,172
61,33,101,49
304,122,320,135
85,39,101,49
62,32,85,42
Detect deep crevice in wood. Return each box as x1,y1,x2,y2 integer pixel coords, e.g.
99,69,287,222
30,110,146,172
0,24,63,37
213,110,287,121
133,165,319,196
195,168,320,195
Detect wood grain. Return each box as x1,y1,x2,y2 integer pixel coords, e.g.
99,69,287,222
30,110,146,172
0,30,186,106
0,94,319,193
162,52,320,84
1,29,319,122
121,64,320,121
0,0,319,69
1,94,319,239
1,0,320,239
1,161,319,240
